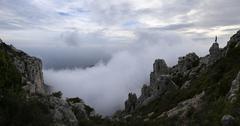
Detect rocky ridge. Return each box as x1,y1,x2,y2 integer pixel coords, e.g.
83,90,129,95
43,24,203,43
119,30,240,126
0,42,45,94
0,40,95,126
124,36,228,113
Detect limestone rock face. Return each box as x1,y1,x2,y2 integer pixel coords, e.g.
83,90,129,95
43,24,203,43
170,53,201,87
158,91,204,118
151,75,178,96
228,30,240,46
151,59,169,84
225,30,240,55
47,96,78,126
138,76,178,107
153,59,168,75
173,53,199,73
125,93,137,113
0,39,94,126
67,97,92,120
138,84,152,104
15,56,45,94
136,59,178,108
0,42,45,94
34,95,93,126
227,71,240,103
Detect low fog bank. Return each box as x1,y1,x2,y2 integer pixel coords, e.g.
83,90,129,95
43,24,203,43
43,32,211,116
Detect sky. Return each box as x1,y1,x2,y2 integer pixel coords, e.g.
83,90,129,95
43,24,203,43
0,0,240,115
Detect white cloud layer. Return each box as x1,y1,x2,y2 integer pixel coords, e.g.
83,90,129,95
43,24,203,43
44,31,210,115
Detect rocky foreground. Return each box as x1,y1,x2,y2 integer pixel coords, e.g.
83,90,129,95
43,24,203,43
0,30,240,126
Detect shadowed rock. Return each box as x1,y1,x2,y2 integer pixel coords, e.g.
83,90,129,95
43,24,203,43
125,93,137,113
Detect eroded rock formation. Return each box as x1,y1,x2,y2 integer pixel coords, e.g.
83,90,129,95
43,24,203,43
125,93,137,113
0,42,45,94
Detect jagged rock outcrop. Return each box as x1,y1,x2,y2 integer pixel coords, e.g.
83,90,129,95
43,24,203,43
208,42,222,64
150,59,169,84
125,93,137,113
0,42,45,94
47,96,79,126
138,84,152,104
171,53,201,87
142,59,178,105
225,30,240,55
227,71,240,103
116,30,240,125
229,30,240,46
122,36,233,115
67,97,95,120
151,75,178,96
172,53,200,73
36,94,94,126
153,59,169,75
124,59,178,112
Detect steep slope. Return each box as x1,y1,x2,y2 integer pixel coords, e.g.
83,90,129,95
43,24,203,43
0,39,95,126
111,30,240,126
0,40,46,94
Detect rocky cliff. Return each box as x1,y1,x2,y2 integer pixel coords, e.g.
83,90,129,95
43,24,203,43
0,41,45,94
115,30,240,126
0,40,95,126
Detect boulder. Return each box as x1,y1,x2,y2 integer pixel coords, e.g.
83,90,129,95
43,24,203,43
221,115,235,126
71,103,88,120
48,96,78,126
227,71,240,103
